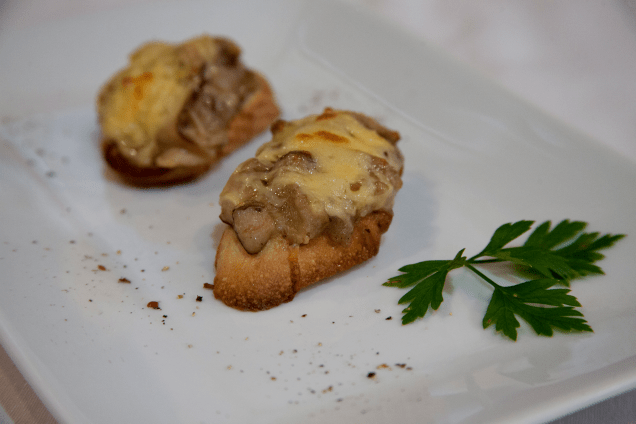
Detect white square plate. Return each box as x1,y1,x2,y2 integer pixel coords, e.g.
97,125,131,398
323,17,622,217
1,1,635,423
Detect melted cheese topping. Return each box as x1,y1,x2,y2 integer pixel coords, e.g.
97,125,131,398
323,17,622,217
256,113,401,217
219,109,403,251
97,36,221,167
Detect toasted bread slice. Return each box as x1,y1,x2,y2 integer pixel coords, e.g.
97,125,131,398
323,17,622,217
214,211,392,311
97,35,279,186
213,109,403,310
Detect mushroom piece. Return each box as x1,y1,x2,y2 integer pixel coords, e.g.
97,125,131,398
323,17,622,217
232,204,276,254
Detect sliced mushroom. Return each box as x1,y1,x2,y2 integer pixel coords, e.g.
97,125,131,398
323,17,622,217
233,204,275,254
273,150,316,173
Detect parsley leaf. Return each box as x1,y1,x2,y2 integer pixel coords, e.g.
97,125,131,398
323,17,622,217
473,220,534,257
385,220,625,340
492,220,626,284
385,250,465,324
481,277,592,341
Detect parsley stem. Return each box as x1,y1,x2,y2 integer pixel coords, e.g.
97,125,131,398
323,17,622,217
465,263,501,289
468,258,503,264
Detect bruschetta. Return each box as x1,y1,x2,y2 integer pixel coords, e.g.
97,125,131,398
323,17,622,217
213,108,403,310
97,35,279,186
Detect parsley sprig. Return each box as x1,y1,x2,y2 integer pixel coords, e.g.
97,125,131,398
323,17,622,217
384,220,625,341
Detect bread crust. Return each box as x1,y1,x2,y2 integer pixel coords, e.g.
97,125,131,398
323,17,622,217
213,211,393,311
101,72,279,187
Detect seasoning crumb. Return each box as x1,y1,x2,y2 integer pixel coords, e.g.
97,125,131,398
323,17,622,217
271,377,277,381
97,265,107,271
69,240,76,244
385,316,392,320
322,385,333,393
301,314,307,317
203,283,214,290
118,277,131,284
374,309,381,313
376,364,390,370
177,295,183,299
162,266,169,272
147,301,160,310
196,296,203,302
192,312,196,317
395,363,407,368
367,372,376,379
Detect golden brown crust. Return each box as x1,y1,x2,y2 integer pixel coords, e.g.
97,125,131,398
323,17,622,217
100,72,279,187
101,139,212,186
213,211,393,311
222,73,280,156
